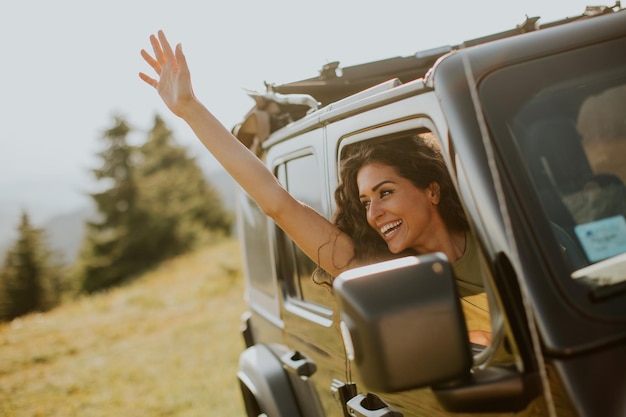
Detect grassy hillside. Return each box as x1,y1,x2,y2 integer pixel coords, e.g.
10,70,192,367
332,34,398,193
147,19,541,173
0,237,246,417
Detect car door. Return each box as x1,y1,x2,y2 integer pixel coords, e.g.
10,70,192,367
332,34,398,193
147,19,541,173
324,91,537,416
267,128,348,416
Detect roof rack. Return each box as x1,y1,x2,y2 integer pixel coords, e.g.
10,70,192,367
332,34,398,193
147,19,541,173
233,3,622,150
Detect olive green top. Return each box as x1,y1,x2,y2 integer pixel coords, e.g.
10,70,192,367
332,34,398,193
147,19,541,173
453,232,485,297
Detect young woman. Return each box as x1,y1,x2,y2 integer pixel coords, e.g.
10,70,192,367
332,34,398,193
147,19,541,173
139,30,477,275
139,30,490,345
336,137,484,292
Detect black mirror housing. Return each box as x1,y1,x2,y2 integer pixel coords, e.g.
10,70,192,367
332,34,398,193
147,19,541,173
333,253,472,392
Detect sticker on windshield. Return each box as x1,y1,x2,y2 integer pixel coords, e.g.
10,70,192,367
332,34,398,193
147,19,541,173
575,215,626,263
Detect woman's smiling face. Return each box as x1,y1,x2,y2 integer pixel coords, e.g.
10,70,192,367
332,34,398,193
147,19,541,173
357,162,441,254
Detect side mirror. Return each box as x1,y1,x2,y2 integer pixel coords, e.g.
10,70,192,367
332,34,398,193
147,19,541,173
333,253,472,392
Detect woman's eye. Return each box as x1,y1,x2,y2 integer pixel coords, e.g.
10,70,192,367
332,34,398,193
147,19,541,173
361,200,371,209
380,189,393,198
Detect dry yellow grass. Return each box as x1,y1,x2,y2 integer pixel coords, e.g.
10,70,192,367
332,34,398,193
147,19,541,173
0,237,246,417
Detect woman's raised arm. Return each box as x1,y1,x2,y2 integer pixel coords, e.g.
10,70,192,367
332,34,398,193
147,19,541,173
139,31,285,218
139,31,355,277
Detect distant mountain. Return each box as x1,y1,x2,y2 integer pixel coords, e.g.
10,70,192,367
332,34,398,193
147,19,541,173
0,179,91,263
0,205,93,266
44,206,95,264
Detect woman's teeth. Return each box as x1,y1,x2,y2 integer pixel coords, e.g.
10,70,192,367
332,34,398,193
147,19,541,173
380,220,402,236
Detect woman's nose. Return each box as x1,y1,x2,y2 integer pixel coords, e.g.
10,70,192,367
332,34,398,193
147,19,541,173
367,199,384,221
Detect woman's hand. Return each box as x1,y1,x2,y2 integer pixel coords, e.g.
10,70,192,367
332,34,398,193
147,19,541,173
139,30,197,118
469,329,491,346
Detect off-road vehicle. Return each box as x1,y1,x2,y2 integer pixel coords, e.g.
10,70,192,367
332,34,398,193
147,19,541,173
232,4,626,416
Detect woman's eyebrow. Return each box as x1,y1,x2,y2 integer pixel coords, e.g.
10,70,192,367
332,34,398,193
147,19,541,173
359,180,395,198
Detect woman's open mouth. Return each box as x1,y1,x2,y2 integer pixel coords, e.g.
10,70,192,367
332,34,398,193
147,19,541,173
380,220,402,238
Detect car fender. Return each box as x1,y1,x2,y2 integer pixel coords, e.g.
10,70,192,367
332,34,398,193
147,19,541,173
238,344,302,417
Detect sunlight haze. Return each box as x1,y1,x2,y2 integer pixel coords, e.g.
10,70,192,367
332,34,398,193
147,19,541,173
0,0,596,240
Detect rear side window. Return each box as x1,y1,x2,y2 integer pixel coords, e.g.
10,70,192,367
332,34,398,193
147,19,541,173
276,153,333,309
238,192,275,296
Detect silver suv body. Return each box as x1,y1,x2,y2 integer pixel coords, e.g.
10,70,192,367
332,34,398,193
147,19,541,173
234,6,626,416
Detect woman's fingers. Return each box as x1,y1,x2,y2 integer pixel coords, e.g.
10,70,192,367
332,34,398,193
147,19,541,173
138,71,157,87
140,48,160,73
139,30,192,112
139,46,161,87
157,30,178,72
139,30,177,88
174,43,190,77
149,33,166,66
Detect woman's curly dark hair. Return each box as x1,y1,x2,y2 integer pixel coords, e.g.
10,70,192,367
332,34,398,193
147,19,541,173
333,134,468,264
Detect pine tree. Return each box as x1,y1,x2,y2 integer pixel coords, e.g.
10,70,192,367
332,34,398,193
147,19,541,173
0,212,64,321
78,116,152,292
136,115,232,257
77,115,232,293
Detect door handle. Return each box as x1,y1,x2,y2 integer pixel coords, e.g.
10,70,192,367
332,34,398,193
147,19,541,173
280,350,317,379
346,393,403,417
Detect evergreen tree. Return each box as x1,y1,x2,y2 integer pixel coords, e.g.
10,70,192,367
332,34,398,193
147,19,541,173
136,115,231,257
0,212,64,321
77,115,232,293
78,116,152,292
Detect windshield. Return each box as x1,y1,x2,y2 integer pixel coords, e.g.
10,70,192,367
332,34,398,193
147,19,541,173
481,37,626,289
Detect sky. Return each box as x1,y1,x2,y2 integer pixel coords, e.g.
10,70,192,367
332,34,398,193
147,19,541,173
0,0,597,233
